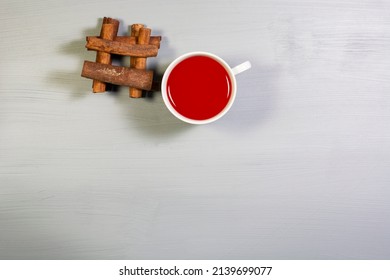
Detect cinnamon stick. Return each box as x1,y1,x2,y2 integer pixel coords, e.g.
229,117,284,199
87,36,161,48
82,61,153,91
86,37,158,57
115,36,162,49
130,27,151,98
129,24,144,67
92,17,119,93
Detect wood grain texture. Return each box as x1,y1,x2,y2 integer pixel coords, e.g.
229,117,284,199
1,0,390,260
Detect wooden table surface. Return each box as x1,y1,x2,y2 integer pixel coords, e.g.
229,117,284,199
1,0,390,259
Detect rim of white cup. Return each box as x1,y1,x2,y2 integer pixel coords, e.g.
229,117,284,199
161,51,237,125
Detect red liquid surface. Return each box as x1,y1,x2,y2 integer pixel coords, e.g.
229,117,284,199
166,56,232,120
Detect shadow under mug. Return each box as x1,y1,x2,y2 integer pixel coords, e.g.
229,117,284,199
161,52,251,124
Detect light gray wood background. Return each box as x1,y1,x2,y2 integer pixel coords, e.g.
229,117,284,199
1,0,390,259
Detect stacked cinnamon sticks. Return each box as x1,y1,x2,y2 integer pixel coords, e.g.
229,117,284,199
81,17,161,97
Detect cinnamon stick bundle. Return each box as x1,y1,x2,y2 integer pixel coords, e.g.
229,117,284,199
81,18,161,95
82,61,153,91
92,17,119,93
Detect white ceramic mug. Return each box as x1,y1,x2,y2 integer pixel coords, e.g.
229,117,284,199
161,52,251,124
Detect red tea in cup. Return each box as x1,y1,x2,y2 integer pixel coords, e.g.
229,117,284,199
165,55,232,121
162,52,251,124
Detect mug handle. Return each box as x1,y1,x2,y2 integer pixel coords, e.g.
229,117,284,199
231,61,251,75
